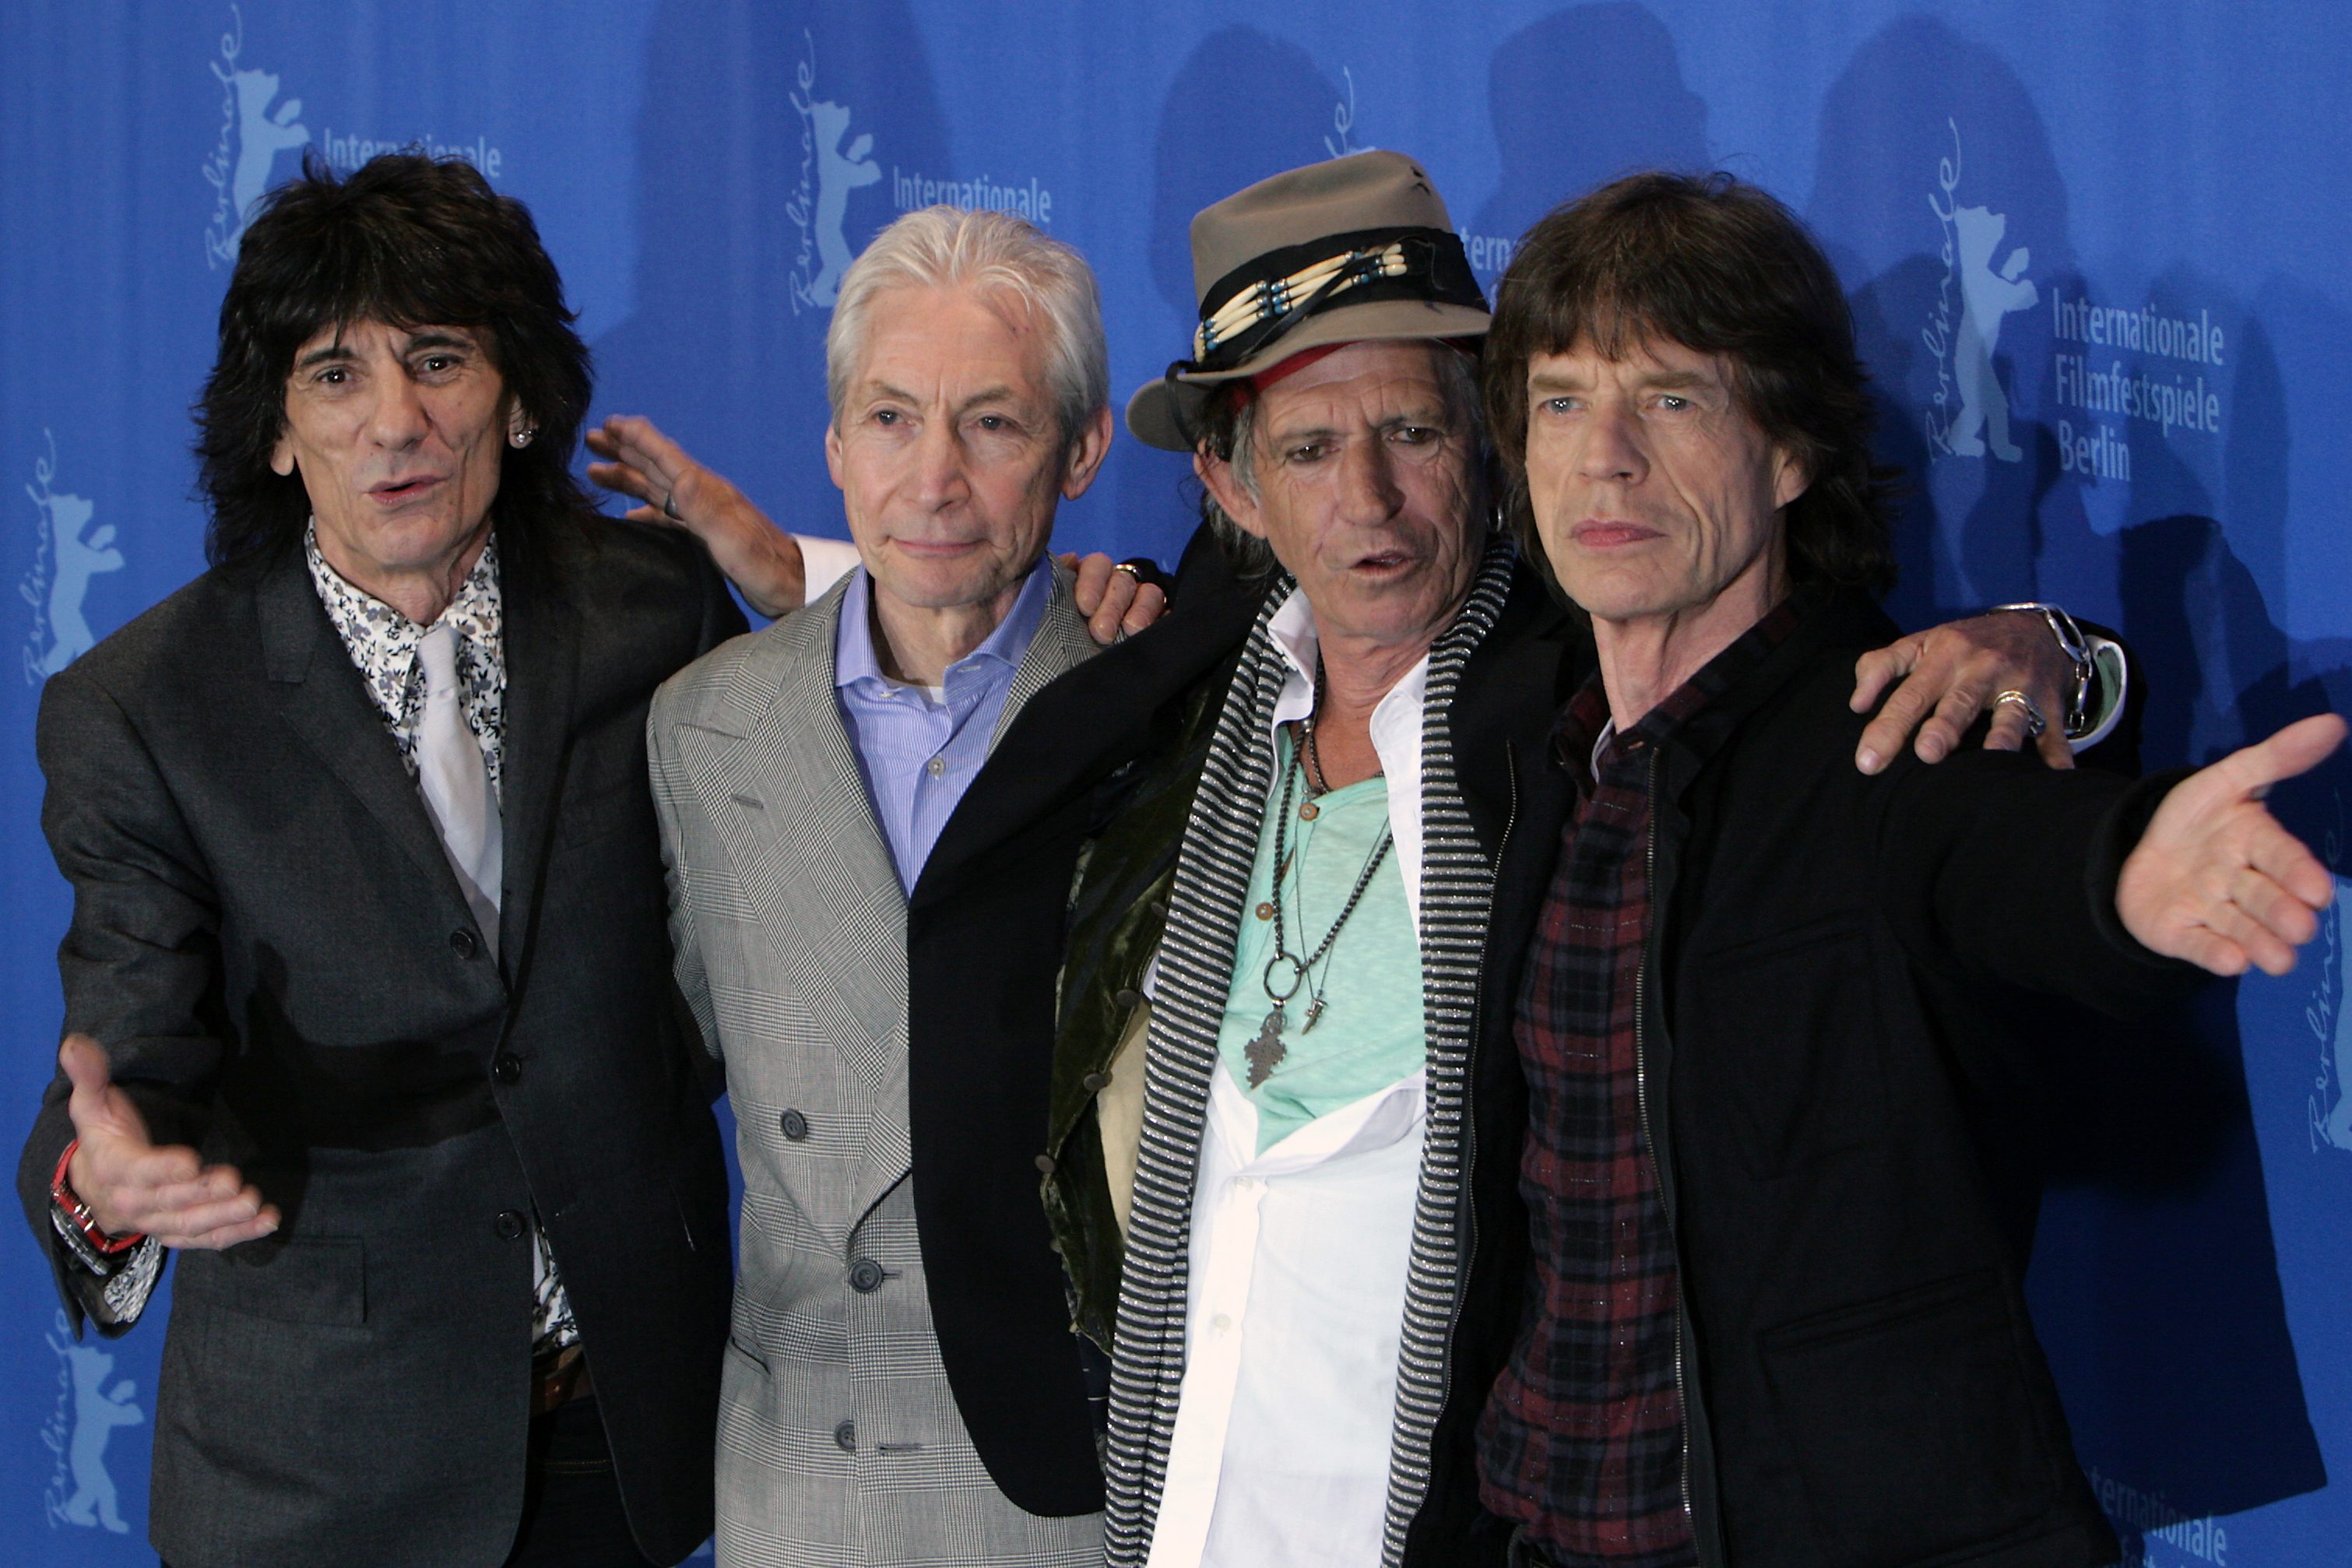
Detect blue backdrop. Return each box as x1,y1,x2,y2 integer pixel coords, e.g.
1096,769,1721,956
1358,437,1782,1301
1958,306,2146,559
4,3,2348,1563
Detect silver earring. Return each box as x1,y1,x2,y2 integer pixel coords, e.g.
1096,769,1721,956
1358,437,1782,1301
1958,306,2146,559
510,425,536,448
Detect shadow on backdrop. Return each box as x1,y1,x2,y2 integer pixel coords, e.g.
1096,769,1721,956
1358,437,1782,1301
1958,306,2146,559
1471,3,1708,246
592,0,951,553
1115,26,1345,564
1812,13,2326,1528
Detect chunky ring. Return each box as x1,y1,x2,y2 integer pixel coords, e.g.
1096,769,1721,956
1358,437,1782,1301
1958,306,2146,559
1993,688,2048,740
661,490,683,522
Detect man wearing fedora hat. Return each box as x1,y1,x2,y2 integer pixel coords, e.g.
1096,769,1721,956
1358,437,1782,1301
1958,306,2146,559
905,149,2120,1568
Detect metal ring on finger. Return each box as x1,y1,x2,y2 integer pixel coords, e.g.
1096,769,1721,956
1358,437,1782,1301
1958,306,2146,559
1993,687,2048,739
1111,561,1143,582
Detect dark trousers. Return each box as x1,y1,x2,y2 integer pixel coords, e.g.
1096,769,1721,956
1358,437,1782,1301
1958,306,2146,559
504,1395,662,1568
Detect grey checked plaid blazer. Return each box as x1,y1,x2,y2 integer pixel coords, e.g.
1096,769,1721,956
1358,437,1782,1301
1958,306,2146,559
648,563,1104,1568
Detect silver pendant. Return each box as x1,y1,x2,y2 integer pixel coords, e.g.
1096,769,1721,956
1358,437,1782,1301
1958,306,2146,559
1246,1007,1287,1088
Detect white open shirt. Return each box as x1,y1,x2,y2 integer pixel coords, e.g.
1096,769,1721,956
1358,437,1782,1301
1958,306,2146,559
1144,587,1437,1568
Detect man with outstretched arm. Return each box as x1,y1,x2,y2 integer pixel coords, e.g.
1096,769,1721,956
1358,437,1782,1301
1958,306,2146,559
1469,170,2337,1568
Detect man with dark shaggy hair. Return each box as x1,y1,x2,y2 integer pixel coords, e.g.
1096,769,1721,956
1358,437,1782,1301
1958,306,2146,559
1471,171,2340,1568
19,152,740,1567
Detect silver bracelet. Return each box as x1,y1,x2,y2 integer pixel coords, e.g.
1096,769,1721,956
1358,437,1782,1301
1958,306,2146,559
1988,602,2095,739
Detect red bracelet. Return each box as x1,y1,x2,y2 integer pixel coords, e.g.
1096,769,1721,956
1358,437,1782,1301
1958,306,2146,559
51,1139,144,1257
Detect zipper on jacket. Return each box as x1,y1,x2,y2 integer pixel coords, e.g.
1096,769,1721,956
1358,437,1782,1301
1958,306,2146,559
1630,748,1694,1531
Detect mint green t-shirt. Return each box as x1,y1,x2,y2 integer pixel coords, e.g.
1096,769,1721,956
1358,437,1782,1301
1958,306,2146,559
1214,730,1426,1155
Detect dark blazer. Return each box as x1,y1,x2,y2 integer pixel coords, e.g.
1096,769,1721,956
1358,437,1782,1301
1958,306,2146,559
1510,587,2196,1568
905,533,1583,1543
18,514,744,1568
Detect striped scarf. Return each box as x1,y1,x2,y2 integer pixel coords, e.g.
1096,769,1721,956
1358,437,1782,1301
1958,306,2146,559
1102,534,1517,1567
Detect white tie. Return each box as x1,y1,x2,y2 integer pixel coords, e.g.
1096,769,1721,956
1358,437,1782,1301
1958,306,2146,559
416,624,501,956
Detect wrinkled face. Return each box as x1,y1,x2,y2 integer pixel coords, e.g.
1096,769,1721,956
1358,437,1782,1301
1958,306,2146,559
272,318,513,587
1201,339,1484,653
1522,336,1805,629
825,283,1100,619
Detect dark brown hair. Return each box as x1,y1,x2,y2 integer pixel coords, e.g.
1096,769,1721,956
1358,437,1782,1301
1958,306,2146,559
196,151,595,569
1483,171,1897,597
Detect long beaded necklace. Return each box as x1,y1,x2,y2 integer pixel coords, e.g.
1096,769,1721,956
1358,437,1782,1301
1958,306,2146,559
1244,691,1393,1090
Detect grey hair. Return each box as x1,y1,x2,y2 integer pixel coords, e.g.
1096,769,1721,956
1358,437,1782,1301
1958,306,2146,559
1194,343,1487,578
824,206,1109,448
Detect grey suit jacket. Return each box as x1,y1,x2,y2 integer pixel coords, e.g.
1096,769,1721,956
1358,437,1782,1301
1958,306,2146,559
649,562,1104,1568
19,517,742,1568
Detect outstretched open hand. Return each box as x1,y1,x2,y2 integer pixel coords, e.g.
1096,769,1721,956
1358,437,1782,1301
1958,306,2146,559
59,1035,277,1250
2115,713,2346,976
586,414,809,617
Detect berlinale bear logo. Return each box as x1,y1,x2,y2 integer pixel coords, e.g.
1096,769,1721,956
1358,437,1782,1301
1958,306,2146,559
43,1314,145,1535
202,5,311,266
785,30,882,313
1924,121,2036,464
21,431,125,685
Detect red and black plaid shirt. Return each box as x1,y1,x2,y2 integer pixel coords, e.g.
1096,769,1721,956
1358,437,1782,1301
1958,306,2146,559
1478,604,1800,1564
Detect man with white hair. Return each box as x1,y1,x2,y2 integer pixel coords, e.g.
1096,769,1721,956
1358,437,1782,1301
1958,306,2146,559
645,206,1119,1566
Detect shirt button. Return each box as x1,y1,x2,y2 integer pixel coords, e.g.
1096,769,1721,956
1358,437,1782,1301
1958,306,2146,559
1299,800,1319,821
1210,1313,1232,1334
780,1109,810,1141
1254,902,1274,921
1232,1176,1260,1194
849,1258,886,1293
833,1419,856,1454
927,756,945,777
449,928,480,959
493,1210,526,1240
491,1053,522,1085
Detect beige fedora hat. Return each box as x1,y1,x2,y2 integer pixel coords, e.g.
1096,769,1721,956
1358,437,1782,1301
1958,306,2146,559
1125,149,1491,452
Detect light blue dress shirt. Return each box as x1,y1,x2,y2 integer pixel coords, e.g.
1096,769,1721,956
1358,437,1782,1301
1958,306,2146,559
833,558,1051,891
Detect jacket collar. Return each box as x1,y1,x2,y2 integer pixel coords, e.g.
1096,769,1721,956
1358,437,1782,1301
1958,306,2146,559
1654,584,1900,801
912,525,1266,912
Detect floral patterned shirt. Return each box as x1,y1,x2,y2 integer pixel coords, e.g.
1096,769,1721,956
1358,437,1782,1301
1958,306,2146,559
304,522,506,797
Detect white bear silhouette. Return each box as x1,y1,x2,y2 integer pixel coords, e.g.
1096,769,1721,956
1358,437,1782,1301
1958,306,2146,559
1947,205,2037,462
229,66,308,238
56,1339,142,1533
807,102,880,308
33,490,124,677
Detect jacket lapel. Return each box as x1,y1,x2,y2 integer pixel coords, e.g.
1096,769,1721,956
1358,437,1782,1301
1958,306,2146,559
990,558,1098,747
254,549,477,932
675,579,906,1099
493,536,582,976
918,534,1266,914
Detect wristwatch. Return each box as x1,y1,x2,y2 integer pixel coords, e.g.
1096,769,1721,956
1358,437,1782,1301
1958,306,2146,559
50,1139,144,1278
1989,602,2097,739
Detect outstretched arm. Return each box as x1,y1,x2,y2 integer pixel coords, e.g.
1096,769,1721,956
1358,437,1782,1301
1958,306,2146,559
588,412,1168,641
586,414,811,617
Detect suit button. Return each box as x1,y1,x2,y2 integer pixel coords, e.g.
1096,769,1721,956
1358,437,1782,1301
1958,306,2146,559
833,1419,856,1454
780,1109,810,1141
494,1210,526,1240
491,1053,522,1085
1082,1073,1110,1093
1114,988,1143,1010
849,1258,885,1293
449,928,480,959
1034,1154,1056,1175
